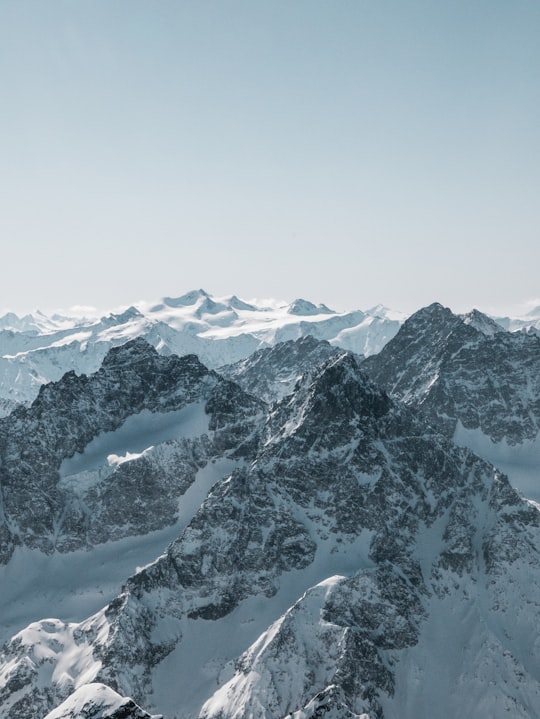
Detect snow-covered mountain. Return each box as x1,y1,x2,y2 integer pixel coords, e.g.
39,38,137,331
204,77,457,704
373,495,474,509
0,290,403,414
2,339,540,718
3,290,538,419
219,335,351,404
0,338,264,565
362,302,540,500
493,303,540,333
42,684,160,719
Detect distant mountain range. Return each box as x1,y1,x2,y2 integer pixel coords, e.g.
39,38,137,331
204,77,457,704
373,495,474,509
0,290,405,415
1,290,539,417
1,293,540,719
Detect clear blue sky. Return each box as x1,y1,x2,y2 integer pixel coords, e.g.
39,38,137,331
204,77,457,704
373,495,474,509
1,1,539,316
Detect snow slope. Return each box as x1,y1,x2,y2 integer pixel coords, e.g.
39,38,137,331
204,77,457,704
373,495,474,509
0,456,238,646
363,302,540,502
453,422,540,502
0,290,403,411
2,304,540,719
3,290,539,415
4,351,540,719
43,683,160,719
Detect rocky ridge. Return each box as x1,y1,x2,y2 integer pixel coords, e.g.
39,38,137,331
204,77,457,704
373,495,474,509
0,338,264,564
219,335,350,404
362,302,540,445
0,290,403,413
2,349,540,718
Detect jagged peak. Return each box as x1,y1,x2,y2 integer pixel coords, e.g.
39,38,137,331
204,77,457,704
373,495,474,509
393,302,471,344
404,304,504,340
42,683,156,719
289,684,361,719
366,303,390,317
307,352,388,410
99,340,213,383
312,349,364,380
268,351,391,447
260,334,333,358
408,302,454,321
102,306,144,325
461,308,505,336
295,334,332,349
0,310,53,333
0,311,22,323
100,337,159,366
195,297,233,317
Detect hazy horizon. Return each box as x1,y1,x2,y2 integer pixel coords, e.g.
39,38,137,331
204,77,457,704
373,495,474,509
2,2,538,317
2,287,539,322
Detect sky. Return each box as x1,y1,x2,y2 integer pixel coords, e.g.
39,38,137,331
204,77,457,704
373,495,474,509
1,1,539,317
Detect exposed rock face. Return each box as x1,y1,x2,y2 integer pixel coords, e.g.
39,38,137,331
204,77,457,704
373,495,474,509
199,570,423,719
362,302,540,445
0,338,264,563
219,336,348,404
3,350,540,719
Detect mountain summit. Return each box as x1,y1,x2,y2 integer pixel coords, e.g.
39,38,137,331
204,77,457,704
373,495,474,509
2,339,540,718
0,291,402,413
1,298,540,718
363,303,540,444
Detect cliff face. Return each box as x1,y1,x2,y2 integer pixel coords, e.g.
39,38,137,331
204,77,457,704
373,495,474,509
362,303,540,445
0,338,264,563
2,343,540,719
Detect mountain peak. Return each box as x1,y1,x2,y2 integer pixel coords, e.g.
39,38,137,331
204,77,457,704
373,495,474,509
412,301,453,320
461,308,504,336
162,289,210,308
42,683,157,719
100,337,159,367
265,351,392,452
287,298,334,316
307,352,391,420
396,302,476,343
226,295,257,312
102,306,144,326
406,303,503,338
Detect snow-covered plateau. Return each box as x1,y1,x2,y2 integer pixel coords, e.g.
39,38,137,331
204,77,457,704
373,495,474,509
1,295,540,719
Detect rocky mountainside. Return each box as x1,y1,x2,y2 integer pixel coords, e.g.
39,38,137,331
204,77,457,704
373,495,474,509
0,290,403,414
3,293,539,417
362,303,540,500
2,347,540,719
362,302,540,444
0,337,264,565
219,335,350,403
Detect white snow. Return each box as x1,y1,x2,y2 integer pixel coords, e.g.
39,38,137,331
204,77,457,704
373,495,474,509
381,581,540,719
0,291,405,411
150,528,374,719
0,456,237,647
43,682,139,719
0,526,179,647
60,403,209,478
453,422,540,501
